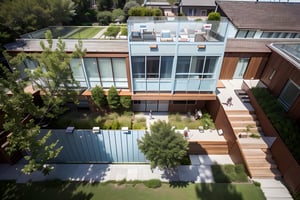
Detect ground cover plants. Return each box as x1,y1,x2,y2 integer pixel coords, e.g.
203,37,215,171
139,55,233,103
251,87,300,164
168,112,215,130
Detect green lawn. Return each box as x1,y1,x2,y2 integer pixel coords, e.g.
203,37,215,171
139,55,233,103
0,181,265,200
68,27,103,39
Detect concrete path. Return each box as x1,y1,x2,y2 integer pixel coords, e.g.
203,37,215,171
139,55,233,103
92,26,108,39
0,155,235,184
253,179,294,200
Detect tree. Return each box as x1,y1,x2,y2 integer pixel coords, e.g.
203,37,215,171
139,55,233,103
0,64,62,175
112,8,126,22
120,96,131,109
107,86,120,110
72,0,97,25
97,0,113,11
0,0,76,36
138,120,189,170
9,30,86,124
91,85,107,110
208,12,221,21
123,1,139,16
97,11,112,25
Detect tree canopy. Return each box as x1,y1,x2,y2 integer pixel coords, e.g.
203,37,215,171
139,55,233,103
91,85,107,110
0,0,76,36
10,30,86,123
0,31,85,175
0,64,62,175
138,120,189,170
107,86,120,110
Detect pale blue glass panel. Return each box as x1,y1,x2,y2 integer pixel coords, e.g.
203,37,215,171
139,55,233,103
159,80,172,91
187,79,200,91
199,79,216,91
174,79,187,91
133,80,146,91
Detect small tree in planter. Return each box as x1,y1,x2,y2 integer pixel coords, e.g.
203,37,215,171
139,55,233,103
107,86,120,111
91,85,107,111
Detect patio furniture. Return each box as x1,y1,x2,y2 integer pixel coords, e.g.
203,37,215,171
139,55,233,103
66,126,75,133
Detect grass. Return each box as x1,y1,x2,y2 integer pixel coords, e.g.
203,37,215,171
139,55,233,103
211,164,249,183
68,27,103,39
47,109,146,130
0,180,265,200
168,112,215,129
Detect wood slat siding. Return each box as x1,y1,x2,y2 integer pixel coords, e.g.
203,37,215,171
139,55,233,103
260,51,300,120
220,53,269,79
243,82,300,195
188,141,228,155
206,99,248,168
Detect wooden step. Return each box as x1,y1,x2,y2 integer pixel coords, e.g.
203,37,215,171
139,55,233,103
230,120,260,127
242,149,269,157
250,168,281,178
247,160,277,168
233,127,262,134
227,114,257,121
226,110,255,115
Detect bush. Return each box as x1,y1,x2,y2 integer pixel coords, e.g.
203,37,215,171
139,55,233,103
144,179,161,188
104,26,121,38
208,12,221,21
253,180,261,187
132,117,146,130
120,27,127,36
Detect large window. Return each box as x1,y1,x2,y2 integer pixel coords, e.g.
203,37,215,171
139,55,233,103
147,56,159,78
176,56,191,78
83,58,100,87
279,80,300,110
71,57,127,89
70,58,86,87
160,56,173,78
203,56,218,78
132,56,145,78
112,58,127,87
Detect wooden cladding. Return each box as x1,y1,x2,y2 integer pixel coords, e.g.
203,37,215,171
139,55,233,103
220,52,270,79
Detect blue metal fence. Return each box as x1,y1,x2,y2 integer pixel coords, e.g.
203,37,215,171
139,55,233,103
43,129,147,163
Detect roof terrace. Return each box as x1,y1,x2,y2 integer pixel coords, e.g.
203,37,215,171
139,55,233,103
127,16,229,43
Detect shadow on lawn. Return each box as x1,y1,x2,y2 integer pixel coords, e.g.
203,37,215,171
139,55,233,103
169,181,190,188
195,183,243,200
0,180,96,200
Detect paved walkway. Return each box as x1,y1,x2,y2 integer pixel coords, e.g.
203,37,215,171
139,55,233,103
0,155,233,183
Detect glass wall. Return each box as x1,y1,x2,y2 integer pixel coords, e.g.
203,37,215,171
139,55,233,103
132,55,219,92
70,57,128,89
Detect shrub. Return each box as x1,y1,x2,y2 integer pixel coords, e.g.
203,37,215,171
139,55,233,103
104,26,121,38
208,12,221,21
120,27,127,36
144,179,161,188
253,180,261,187
251,87,300,164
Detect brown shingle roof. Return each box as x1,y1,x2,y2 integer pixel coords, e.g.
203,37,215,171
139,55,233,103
216,1,300,31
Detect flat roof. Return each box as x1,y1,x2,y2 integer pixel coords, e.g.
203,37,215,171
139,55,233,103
268,42,300,69
216,1,300,31
5,39,128,53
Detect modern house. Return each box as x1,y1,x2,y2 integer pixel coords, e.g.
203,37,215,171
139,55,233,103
2,1,300,195
216,1,300,120
181,0,216,16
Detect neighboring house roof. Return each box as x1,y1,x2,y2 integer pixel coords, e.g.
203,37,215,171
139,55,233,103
216,1,300,31
4,39,128,53
225,39,300,53
268,42,300,69
182,0,216,7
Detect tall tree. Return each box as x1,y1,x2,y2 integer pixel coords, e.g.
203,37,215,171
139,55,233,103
0,64,62,175
138,120,189,171
97,0,113,11
107,86,120,111
9,30,86,124
91,85,107,110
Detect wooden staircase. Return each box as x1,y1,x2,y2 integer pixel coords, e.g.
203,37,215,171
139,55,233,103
188,141,228,155
226,90,281,179
239,140,281,178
